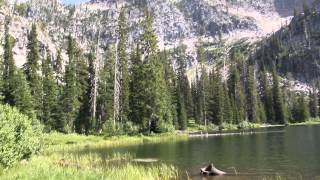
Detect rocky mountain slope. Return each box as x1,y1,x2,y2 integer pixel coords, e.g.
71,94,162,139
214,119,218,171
254,3,320,84
0,0,313,66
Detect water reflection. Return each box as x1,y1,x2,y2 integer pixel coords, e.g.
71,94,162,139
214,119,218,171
74,125,320,180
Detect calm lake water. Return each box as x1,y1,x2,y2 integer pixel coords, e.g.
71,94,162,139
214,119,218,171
76,125,320,180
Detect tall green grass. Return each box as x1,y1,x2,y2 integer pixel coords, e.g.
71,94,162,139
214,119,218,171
0,133,182,180
1,154,177,180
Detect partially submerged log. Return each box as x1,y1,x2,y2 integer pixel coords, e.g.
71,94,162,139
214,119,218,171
133,158,158,163
200,164,226,176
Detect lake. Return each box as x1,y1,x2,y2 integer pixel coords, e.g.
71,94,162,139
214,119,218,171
76,125,320,179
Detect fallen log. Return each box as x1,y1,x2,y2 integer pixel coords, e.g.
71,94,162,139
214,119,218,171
200,163,226,176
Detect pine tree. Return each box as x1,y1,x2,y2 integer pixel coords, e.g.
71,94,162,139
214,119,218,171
176,46,188,130
42,50,58,129
309,89,318,118
160,50,179,128
75,49,90,134
272,67,287,124
139,10,173,132
11,69,34,118
129,44,146,127
246,66,259,123
292,94,310,122
228,64,245,123
97,45,115,132
223,84,233,124
303,0,311,16
196,43,209,126
259,70,274,124
118,8,130,124
59,36,80,132
2,20,34,118
216,80,225,125
54,49,63,85
24,24,42,119
208,70,224,125
2,22,16,106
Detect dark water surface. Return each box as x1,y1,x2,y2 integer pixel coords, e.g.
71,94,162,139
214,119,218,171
76,125,320,180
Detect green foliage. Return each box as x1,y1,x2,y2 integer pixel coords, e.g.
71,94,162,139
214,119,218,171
176,45,188,130
0,104,41,168
42,51,58,130
14,3,28,17
309,90,318,118
24,24,42,119
2,23,16,106
228,63,246,124
97,46,115,132
59,36,81,132
133,10,173,132
272,68,287,124
291,94,310,123
11,69,34,118
259,70,275,124
103,121,139,137
246,66,259,123
118,8,130,124
237,121,261,130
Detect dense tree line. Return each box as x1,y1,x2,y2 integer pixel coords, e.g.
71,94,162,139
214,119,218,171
0,9,317,135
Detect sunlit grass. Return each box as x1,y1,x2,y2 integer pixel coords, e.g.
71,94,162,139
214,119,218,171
0,132,183,180
289,118,320,126
1,153,178,180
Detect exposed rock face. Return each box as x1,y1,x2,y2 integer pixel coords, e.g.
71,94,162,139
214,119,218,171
254,8,320,83
0,0,315,67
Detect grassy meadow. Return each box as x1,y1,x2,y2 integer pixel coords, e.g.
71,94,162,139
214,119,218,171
0,133,186,180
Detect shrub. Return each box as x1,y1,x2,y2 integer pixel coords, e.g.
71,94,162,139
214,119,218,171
103,120,140,137
0,105,42,168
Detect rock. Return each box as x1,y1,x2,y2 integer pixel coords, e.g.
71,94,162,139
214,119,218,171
200,163,226,176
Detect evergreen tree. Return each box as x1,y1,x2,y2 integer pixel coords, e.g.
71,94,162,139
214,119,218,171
208,70,224,125
228,64,245,123
223,84,233,124
259,70,274,124
246,66,259,123
139,10,173,132
97,45,115,132
303,0,311,16
11,69,34,118
42,50,58,129
24,24,42,119
272,67,287,124
129,44,146,127
309,89,318,118
2,20,34,118
75,49,90,134
191,78,202,124
59,36,80,132
118,8,130,124
160,50,179,128
292,94,310,122
54,49,63,84
2,22,16,106
176,46,188,130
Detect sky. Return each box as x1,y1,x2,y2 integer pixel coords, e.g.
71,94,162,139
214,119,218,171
62,0,89,5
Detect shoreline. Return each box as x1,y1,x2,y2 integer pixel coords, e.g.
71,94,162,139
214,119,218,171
187,121,320,138
187,124,286,138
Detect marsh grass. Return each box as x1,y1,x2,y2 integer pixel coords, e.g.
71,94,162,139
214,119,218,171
1,154,178,180
289,118,320,126
0,133,182,180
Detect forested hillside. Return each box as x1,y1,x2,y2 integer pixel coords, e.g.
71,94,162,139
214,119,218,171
0,0,320,137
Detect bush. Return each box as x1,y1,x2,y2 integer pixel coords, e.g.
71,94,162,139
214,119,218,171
103,120,140,137
237,121,259,130
0,105,42,168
